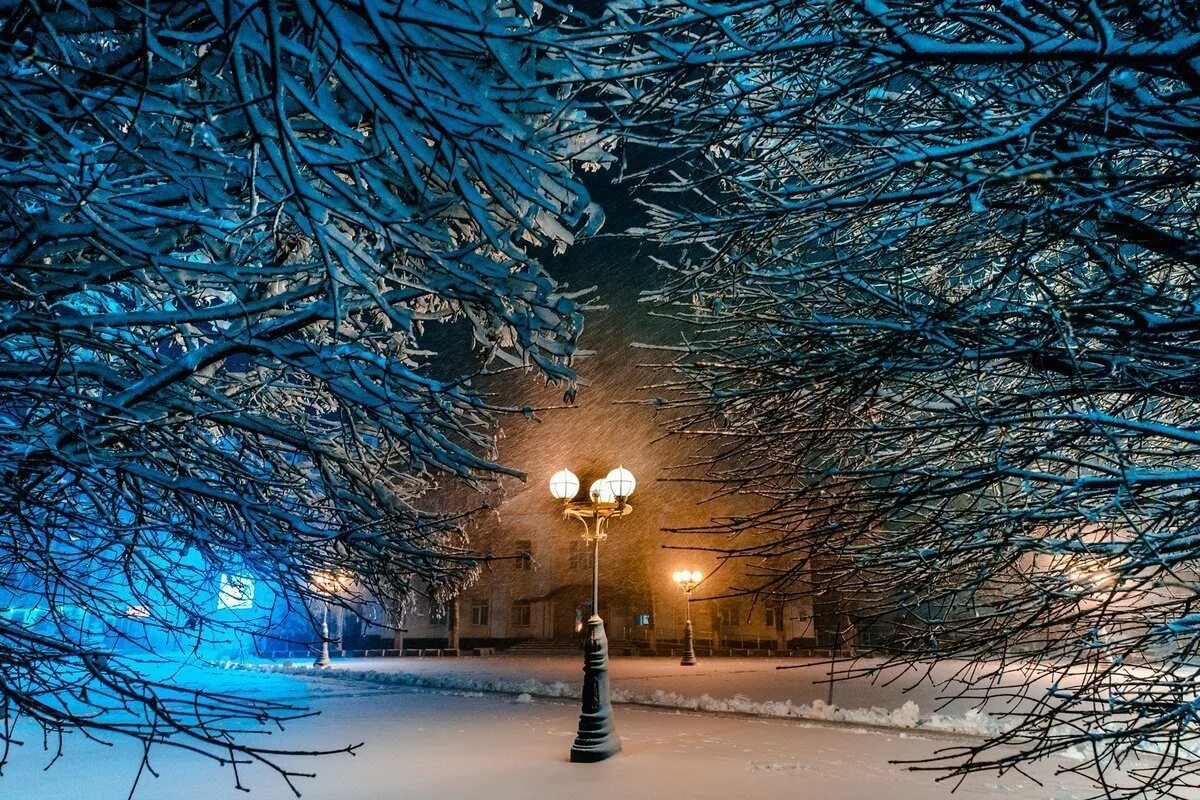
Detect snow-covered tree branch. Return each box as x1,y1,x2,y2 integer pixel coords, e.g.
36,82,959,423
613,1,1200,796
0,0,610,787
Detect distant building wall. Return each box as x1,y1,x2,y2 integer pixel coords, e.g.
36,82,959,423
394,499,814,648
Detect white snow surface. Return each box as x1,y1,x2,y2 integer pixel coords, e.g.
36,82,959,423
232,654,1027,737
1,661,1098,800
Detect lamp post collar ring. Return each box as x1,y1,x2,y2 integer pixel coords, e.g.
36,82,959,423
561,502,633,522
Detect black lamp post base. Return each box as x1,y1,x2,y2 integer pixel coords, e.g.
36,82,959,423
571,615,621,763
313,647,332,669
570,742,622,763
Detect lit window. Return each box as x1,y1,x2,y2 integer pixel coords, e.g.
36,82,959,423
511,599,532,627
634,613,650,626
470,599,490,627
217,574,254,610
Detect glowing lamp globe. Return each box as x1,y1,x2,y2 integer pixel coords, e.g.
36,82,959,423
690,570,703,584
590,479,616,504
312,570,345,594
549,469,580,501
672,570,683,583
605,467,636,499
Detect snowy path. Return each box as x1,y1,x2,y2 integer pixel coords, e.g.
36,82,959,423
1,665,1097,800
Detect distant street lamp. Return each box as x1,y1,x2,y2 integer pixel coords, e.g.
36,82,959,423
672,570,703,667
550,466,635,763
311,570,344,669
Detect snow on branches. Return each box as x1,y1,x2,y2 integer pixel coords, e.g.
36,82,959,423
614,1,1200,796
0,0,610,785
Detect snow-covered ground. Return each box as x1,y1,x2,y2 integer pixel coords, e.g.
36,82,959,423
1,662,1098,800
239,653,1058,736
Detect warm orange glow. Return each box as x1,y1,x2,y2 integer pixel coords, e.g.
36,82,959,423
311,569,350,594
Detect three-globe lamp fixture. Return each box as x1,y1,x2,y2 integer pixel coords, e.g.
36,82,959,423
550,467,636,505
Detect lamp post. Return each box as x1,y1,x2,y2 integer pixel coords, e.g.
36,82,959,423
549,466,635,763
311,570,342,669
1067,560,1116,681
672,570,702,667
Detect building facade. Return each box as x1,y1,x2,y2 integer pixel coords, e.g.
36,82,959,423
394,484,816,652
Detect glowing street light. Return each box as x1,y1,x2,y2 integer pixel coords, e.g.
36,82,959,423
672,569,703,667
550,469,580,501
605,467,636,500
548,465,635,763
311,569,347,669
1068,563,1115,592
589,479,616,504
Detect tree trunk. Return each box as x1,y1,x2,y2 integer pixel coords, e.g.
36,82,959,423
448,600,460,651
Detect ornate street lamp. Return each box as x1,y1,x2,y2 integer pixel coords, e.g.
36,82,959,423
311,570,344,669
549,466,635,763
672,569,703,667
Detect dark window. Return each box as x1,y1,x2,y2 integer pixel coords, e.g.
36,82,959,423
430,605,448,626
764,607,777,628
568,540,589,570
470,599,490,627
511,599,532,627
514,540,533,570
719,604,740,627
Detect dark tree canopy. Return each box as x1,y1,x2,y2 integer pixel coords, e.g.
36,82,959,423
5,0,1200,796
0,0,610,787
608,1,1200,796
